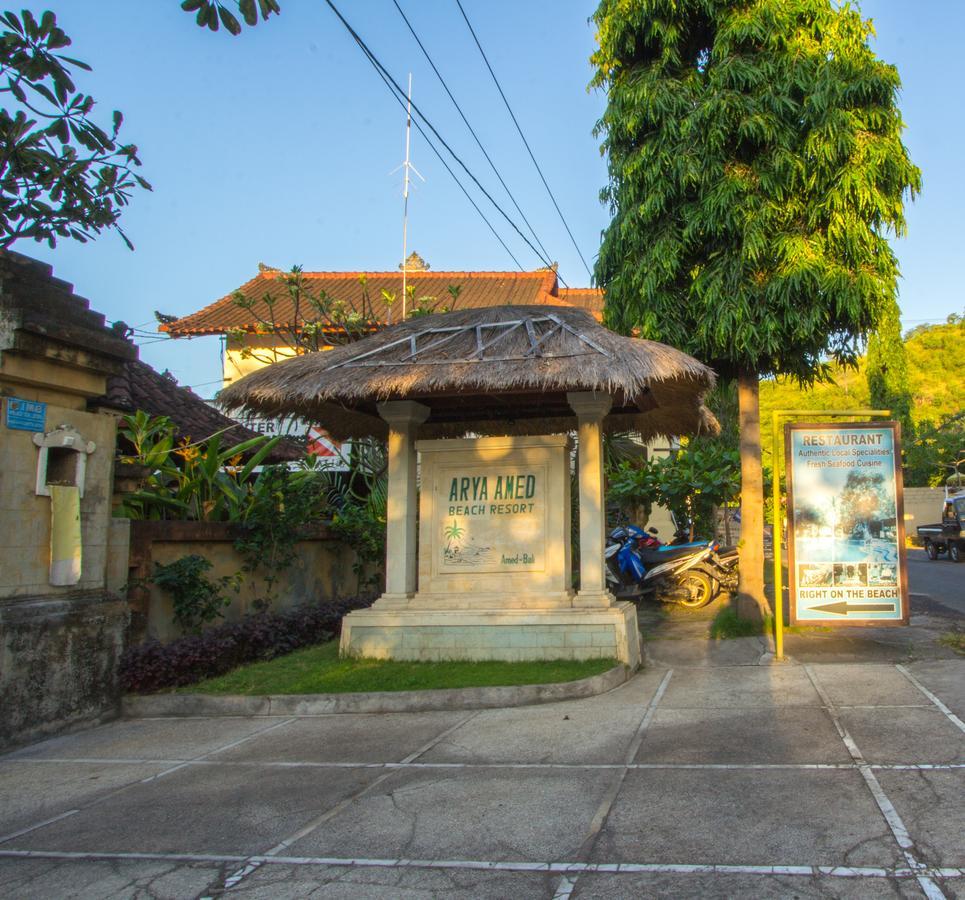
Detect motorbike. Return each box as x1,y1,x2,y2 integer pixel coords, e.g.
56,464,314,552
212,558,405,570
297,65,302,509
604,523,739,609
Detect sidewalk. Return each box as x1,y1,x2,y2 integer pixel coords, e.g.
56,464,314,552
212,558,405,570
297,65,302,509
638,577,964,668
1,648,962,898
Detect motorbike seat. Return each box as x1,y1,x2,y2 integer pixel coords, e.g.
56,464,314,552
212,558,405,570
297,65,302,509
639,545,703,565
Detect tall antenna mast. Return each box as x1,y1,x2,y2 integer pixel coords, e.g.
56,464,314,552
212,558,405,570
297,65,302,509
397,73,423,320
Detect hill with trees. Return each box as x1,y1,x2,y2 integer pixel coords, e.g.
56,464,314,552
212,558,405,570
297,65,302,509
760,314,965,486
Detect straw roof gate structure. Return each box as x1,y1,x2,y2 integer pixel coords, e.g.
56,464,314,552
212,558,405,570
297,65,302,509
220,305,718,669
219,305,718,440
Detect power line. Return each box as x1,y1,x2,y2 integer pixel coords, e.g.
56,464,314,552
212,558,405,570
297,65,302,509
322,0,553,273
391,0,554,268
454,0,593,279
365,46,525,268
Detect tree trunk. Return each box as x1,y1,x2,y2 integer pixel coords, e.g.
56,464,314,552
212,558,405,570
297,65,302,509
737,370,768,621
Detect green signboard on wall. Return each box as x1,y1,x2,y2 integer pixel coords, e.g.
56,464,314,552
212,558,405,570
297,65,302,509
785,422,909,626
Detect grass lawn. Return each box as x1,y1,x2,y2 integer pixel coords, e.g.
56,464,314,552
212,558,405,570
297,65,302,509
177,641,618,695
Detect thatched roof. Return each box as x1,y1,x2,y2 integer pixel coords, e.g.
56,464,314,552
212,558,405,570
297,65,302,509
219,305,718,441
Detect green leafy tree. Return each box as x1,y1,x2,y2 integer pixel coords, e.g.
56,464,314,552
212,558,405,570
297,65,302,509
225,267,463,369
903,413,965,488
591,0,920,618
608,442,741,540
866,297,911,427
0,9,149,248
0,4,281,250
760,315,965,485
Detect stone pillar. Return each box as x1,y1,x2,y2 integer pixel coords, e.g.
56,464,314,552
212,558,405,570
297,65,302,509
375,400,429,603
568,391,614,608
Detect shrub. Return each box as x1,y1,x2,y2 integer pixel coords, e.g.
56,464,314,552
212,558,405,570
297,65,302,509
120,595,373,694
141,554,239,634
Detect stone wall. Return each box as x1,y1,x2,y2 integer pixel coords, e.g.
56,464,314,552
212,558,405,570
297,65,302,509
0,249,135,750
0,593,128,749
128,521,367,643
903,487,946,542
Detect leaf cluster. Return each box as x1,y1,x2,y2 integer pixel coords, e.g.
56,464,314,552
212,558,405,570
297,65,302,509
136,554,239,634
592,0,921,382
180,0,280,36
0,9,150,248
119,412,389,600
760,316,965,486
321,438,388,589
232,462,334,605
228,268,463,368
117,410,281,522
608,440,740,536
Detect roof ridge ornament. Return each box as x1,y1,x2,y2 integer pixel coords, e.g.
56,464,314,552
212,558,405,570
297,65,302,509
400,251,429,272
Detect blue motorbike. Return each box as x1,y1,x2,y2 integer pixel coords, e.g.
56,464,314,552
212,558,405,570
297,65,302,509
604,524,738,609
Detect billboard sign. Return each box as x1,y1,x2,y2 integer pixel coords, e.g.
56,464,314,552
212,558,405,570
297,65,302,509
785,422,908,625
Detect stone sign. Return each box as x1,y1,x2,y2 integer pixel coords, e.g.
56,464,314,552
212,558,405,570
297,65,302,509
437,467,544,573
339,401,640,668
417,435,572,602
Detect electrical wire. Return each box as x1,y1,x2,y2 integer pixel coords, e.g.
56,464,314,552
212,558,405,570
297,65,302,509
454,0,593,279
322,0,553,272
391,0,555,269
364,40,525,269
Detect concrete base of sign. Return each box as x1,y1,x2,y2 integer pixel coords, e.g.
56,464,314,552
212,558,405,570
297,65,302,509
339,602,641,668
369,591,576,611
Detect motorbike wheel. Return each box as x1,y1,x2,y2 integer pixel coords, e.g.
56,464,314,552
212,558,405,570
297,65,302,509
675,569,716,609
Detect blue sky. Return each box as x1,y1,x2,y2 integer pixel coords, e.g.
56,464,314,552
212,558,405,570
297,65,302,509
15,1,963,394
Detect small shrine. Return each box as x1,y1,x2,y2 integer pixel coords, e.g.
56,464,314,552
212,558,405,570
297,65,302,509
221,305,717,669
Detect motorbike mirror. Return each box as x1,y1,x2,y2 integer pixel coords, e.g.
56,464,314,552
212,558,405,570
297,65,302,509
648,527,659,534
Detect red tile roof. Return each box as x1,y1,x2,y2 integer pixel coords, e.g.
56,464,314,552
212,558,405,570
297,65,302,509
103,359,303,462
162,269,603,336
558,287,604,318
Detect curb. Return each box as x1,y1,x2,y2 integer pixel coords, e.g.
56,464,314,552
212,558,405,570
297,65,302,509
122,663,633,718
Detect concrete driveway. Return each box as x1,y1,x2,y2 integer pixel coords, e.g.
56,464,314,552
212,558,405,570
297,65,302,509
1,657,963,899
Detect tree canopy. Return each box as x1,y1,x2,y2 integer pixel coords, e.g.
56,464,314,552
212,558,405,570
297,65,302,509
760,315,965,486
591,0,921,383
591,0,921,617
0,4,282,250
0,9,149,248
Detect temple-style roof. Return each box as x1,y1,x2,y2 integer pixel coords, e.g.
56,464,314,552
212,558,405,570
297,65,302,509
0,250,136,373
162,268,598,337
220,305,717,441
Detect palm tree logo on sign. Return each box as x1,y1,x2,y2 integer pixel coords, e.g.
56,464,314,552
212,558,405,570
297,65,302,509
442,519,492,567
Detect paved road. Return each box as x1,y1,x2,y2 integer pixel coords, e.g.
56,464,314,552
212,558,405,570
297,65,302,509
1,659,963,898
907,548,965,616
